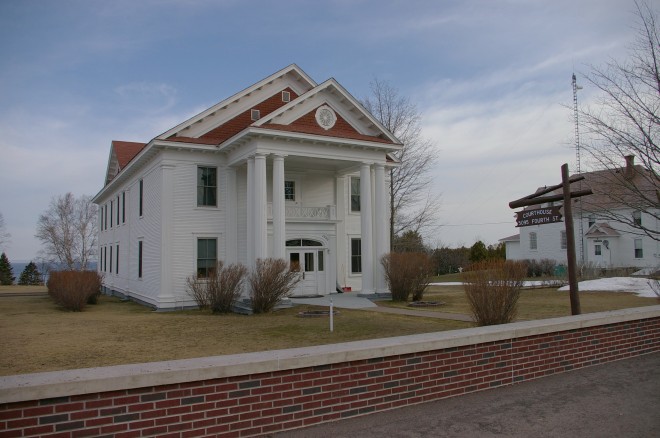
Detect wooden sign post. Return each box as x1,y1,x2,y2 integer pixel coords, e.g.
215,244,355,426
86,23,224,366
509,163,592,315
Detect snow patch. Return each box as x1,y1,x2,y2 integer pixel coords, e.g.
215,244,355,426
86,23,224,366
558,277,658,298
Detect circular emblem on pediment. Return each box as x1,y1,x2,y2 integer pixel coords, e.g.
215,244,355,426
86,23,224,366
315,105,336,130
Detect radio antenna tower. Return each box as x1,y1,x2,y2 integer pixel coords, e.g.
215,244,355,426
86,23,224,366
572,73,585,262
572,73,583,174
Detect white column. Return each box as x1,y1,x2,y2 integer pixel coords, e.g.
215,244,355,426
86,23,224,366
360,163,374,294
254,153,268,260
374,164,388,293
246,157,254,268
272,155,286,259
225,166,238,263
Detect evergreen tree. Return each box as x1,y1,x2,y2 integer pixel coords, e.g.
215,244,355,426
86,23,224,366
0,252,15,285
469,241,488,263
18,261,43,286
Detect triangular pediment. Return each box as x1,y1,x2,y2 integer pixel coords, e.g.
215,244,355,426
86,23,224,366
254,79,400,145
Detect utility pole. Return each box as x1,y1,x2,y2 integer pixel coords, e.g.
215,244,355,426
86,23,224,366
562,164,581,315
509,163,592,315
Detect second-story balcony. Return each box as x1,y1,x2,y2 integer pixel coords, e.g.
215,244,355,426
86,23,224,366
267,203,337,221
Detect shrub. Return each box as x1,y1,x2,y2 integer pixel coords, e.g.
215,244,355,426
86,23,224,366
381,252,434,302
47,270,102,311
186,261,248,313
461,260,526,326
249,258,301,314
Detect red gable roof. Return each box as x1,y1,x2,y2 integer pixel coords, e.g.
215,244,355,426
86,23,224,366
113,141,146,169
167,88,299,145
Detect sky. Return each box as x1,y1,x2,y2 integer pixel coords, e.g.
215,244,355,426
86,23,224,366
0,0,642,261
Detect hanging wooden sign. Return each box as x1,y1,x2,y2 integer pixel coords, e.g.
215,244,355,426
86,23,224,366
515,206,563,227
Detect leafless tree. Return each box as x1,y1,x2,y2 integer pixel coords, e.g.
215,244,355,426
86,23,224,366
35,193,98,270
0,212,10,250
361,79,441,249
579,1,659,241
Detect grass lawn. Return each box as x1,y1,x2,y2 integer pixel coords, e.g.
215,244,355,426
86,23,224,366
0,294,469,376
2,283,656,376
379,284,658,320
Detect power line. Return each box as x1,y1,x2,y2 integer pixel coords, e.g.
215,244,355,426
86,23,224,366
440,221,512,227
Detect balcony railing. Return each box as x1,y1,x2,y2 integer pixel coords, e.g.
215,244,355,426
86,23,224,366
267,204,336,221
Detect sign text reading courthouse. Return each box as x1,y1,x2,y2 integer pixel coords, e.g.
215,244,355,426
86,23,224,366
515,206,563,227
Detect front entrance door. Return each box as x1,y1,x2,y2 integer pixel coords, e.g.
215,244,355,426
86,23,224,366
287,239,327,296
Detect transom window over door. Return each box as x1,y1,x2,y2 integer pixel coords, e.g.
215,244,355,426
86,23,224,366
197,167,217,207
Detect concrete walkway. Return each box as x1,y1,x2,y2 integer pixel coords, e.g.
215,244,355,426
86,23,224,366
289,293,474,322
274,352,660,438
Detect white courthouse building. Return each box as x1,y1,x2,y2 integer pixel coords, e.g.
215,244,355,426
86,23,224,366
93,65,401,309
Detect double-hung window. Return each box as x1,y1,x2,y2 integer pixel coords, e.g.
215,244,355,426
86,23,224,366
138,241,143,279
197,167,217,207
197,238,217,278
139,179,144,217
634,239,643,258
560,231,567,250
351,238,362,273
284,181,296,201
350,177,360,212
632,211,642,226
529,232,538,250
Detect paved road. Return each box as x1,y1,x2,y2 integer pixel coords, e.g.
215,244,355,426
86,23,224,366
274,352,660,438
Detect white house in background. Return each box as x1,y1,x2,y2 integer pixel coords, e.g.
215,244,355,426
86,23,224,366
92,65,402,310
501,156,659,269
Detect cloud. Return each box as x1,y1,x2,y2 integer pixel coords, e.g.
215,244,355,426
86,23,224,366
114,82,179,115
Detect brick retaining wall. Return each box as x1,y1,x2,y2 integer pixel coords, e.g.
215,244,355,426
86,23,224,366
2,306,659,437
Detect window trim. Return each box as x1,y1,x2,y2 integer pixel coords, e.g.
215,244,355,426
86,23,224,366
350,237,362,274
138,240,143,279
350,177,361,213
529,232,538,251
284,180,296,202
595,244,602,256
196,237,218,278
197,166,218,208
634,238,643,259
139,179,144,217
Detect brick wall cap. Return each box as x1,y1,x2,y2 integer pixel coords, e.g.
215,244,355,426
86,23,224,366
2,305,659,405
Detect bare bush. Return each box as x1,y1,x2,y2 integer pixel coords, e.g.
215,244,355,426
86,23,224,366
186,276,210,309
47,270,102,311
186,261,248,313
461,260,527,326
249,258,301,314
649,278,660,301
381,252,434,301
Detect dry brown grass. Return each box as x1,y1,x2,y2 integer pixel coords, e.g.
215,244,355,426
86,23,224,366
0,295,469,376
379,284,658,320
